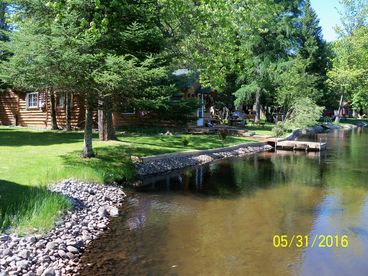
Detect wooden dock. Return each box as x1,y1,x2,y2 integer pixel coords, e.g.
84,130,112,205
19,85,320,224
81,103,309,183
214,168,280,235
274,140,327,152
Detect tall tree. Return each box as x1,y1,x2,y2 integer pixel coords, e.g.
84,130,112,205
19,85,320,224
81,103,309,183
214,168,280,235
234,0,302,122
298,0,330,105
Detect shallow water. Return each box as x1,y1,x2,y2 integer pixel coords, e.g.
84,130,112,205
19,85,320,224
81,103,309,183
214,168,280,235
80,128,368,276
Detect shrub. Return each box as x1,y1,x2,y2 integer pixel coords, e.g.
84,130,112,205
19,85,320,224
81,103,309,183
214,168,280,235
272,122,284,137
218,129,228,144
285,97,324,130
182,135,192,146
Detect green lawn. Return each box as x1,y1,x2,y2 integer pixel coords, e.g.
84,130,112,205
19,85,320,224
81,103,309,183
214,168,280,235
338,118,368,126
0,127,256,234
246,122,292,137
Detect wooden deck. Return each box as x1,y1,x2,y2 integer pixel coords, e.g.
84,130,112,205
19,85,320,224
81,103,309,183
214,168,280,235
274,140,327,152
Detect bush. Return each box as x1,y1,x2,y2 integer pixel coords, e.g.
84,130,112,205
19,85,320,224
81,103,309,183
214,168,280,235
182,135,192,146
285,97,324,130
272,122,284,137
218,129,228,143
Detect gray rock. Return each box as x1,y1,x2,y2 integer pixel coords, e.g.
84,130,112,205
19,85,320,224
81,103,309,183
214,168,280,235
27,236,37,244
109,207,119,217
36,266,44,276
0,235,10,242
98,207,108,218
57,250,66,259
19,250,30,260
66,252,74,260
0,271,9,276
3,249,12,257
16,260,29,270
45,242,58,251
97,223,107,229
64,222,72,229
41,267,55,276
66,246,79,254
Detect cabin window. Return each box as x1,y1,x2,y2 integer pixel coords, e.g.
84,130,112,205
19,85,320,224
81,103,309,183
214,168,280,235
121,106,136,115
26,92,39,108
57,94,65,108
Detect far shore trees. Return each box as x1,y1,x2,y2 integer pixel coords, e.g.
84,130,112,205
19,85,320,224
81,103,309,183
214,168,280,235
327,0,368,123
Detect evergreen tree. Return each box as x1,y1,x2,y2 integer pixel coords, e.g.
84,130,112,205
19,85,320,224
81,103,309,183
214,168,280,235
298,0,330,106
234,0,303,122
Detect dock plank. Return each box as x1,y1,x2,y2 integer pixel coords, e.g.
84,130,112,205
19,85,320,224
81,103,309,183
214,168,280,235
276,141,326,152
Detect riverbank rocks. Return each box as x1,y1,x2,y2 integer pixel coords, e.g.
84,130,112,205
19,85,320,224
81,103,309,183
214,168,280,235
0,179,126,276
135,143,273,177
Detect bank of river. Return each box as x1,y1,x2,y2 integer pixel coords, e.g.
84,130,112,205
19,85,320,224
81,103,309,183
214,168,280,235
79,127,368,276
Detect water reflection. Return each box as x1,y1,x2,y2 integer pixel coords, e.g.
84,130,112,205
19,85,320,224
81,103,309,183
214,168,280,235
80,128,368,276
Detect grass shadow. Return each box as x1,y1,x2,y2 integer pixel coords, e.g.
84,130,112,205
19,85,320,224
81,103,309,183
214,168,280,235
0,179,70,234
0,128,93,147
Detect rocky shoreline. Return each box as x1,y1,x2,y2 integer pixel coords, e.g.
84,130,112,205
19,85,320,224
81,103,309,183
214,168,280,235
135,143,273,177
0,180,125,276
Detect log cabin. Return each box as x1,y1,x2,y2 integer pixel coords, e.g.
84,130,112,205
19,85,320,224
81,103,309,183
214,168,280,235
0,89,88,129
0,89,194,129
0,70,215,129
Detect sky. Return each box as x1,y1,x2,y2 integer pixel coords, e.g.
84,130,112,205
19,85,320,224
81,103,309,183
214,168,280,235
310,0,342,42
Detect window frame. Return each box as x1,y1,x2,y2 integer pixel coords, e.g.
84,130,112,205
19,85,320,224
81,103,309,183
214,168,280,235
26,92,39,109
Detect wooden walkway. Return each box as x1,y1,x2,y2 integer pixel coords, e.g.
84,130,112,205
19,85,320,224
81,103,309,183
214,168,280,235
274,140,327,152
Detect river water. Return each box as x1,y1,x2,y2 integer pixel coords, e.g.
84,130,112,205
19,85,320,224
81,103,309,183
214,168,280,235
80,128,368,276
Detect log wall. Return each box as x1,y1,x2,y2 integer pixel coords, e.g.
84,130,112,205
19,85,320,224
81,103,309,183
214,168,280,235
0,90,18,126
0,90,180,129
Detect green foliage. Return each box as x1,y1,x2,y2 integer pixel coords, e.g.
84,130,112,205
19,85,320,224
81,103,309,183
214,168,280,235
284,97,323,130
275,58,321,109
272,122,285,138
298,0,331,107
218,129,228,143
181,135,192,147
0,182,71,234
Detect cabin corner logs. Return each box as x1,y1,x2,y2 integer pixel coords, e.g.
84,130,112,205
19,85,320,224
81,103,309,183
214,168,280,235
0,89,178,129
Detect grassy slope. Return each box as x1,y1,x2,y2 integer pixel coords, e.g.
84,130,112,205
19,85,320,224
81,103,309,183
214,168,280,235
0,127,256,233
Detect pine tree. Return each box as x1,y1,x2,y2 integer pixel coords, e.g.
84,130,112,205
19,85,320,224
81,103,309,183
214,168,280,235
234,0,303,122
298,0,330,107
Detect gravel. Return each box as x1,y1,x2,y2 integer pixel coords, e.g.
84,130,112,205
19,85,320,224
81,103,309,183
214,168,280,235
135,144,273,177
0,179,126,276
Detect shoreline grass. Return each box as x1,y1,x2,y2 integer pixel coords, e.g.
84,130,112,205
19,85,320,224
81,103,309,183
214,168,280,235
0,126,257,233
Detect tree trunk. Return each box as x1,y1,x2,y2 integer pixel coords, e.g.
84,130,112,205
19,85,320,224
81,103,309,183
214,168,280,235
255,90,261,123
83,97,95,158
65,92,72,131
98,99,106,141
335,92,344,124
98,97,116,141
49,90,58,130
106,108,116,140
